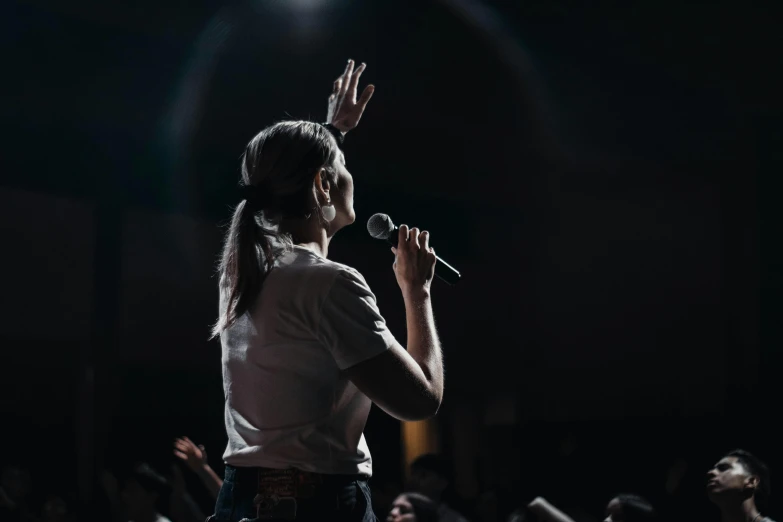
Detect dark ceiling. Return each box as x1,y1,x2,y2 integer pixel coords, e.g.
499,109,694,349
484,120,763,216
2,0,780,412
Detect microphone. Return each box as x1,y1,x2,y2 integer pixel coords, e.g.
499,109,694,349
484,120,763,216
367,213,461,285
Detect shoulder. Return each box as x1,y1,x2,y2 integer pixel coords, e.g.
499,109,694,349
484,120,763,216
276,250,373,299
326,260,369,284
321,260,374,298
272,249,359,286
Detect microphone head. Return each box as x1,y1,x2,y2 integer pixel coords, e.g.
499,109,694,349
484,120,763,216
367,213,395,240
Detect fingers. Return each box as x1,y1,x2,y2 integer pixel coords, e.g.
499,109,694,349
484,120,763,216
398,225,432,250
421,230,430,251
353,84,374,120
332,60,351,95
398,224,410,246
348,62,366,102
331,78,341,98
340,59,354,97
358,84,374,104
174,450,188,461
174,439,195,454
343,59,354,76
409,227,420,248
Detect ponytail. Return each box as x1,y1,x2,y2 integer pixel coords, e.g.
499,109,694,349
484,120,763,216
212,120,340,338
211,200,269,338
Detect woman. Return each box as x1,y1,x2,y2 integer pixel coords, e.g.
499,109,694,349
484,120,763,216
208,59,444,522
387,493,440,522
526,494,656,522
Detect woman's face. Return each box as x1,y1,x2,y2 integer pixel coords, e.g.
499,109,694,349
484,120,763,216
387,495,417,522
604,498,624,522
329,150,355,230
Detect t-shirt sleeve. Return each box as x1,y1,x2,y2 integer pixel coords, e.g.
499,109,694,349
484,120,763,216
317,268,397,370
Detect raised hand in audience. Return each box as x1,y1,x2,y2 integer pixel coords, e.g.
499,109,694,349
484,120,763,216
173,437,223,500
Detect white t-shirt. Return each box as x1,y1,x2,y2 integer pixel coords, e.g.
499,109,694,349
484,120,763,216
220,246,396,476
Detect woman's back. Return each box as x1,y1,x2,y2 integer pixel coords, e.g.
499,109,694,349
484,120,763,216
220,246,395,476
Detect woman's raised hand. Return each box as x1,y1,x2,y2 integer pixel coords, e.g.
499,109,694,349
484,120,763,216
326,59,375,133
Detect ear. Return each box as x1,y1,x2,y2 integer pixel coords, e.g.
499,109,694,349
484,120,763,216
312,169,331,200
746,474,760,492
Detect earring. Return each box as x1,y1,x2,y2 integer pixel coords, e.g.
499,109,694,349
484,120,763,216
322,198,336,222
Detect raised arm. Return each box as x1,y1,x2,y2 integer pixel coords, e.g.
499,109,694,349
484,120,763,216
174,437,223,500
527,497,577,522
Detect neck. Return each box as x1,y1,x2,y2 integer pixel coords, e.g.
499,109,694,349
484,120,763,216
720,498,760,522
296,236,329,258
280,217,331,258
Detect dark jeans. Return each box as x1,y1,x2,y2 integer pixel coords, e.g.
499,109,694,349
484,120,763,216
209,465,377,522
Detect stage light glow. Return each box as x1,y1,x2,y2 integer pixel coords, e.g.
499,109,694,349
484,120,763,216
260,0,336,14
287,0,329,10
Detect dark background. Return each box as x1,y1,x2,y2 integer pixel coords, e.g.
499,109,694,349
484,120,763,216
1,0,780,520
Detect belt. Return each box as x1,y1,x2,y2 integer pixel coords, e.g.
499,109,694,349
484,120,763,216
225,465,369,520
226,465,369,494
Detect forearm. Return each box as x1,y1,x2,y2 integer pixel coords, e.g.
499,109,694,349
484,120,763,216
404,292,444,402
528,497,575,522
196,465,223,499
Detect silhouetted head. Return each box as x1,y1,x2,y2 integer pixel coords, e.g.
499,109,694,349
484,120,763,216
213,121,353,336
386,492,439,522
240,121,352,226
408,454,451,501
707,449,770,511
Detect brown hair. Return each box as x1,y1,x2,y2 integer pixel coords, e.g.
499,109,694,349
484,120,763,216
211,121,340,337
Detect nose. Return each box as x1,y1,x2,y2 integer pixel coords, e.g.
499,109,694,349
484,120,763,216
707,469,717,479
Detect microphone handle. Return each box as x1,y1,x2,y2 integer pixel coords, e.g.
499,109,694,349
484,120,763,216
385,226,461,285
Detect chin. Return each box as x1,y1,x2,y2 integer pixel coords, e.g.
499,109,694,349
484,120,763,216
329,213,355,234
339,206,356,226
